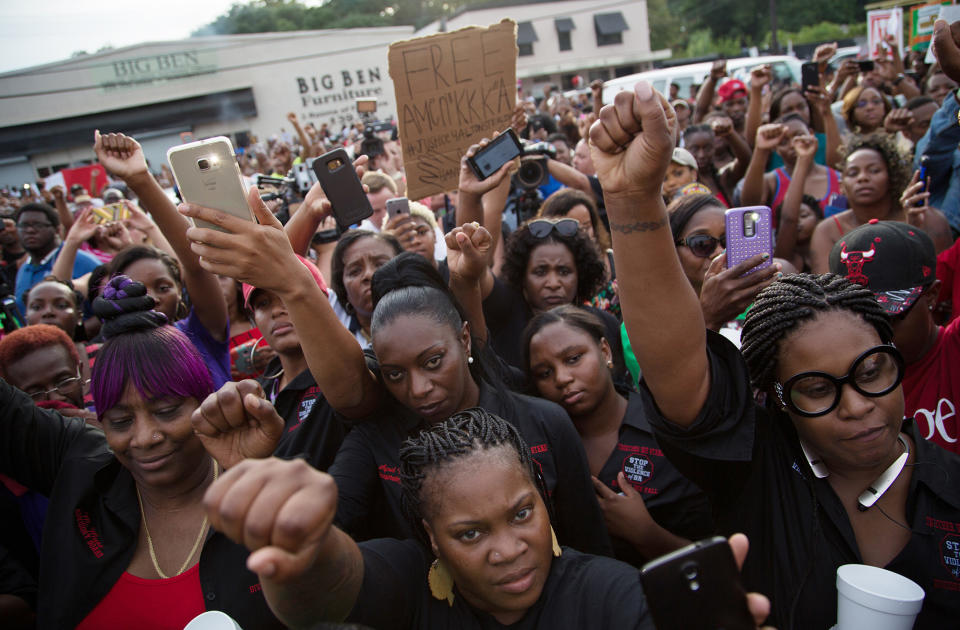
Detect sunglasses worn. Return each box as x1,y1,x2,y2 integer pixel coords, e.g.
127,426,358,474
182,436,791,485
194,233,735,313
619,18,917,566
528,218,579,239
675,233,725,258
774,344,904,417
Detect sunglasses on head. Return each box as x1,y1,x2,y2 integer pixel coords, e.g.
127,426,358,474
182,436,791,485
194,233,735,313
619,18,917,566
528,218,580,239
675,233,725,258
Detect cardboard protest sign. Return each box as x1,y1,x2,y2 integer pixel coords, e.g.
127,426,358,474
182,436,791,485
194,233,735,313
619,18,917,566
389,19,518,200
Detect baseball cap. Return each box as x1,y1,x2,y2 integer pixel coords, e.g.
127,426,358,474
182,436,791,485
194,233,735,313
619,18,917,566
671,99,691,111
671,147,698,171
101,188,124,203
74,194,92,204
716,79,748,104
242,255,328,310
828,220,936,316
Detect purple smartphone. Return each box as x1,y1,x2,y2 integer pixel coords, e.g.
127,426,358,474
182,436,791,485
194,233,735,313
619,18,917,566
725,206,773,275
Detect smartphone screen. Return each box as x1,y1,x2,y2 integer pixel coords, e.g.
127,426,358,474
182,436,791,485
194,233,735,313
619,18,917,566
468,130,522,180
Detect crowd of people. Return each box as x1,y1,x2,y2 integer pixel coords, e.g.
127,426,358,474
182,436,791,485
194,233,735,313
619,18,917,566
1,17,960,630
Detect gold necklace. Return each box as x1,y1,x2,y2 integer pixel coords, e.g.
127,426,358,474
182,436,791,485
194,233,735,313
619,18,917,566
136,460,219,579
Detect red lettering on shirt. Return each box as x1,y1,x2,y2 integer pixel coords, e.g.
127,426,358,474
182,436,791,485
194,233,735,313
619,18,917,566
926,516,957,532
617,443,640,453
529,444,548,454
378,464,400,484
75,509,105,558
934,579,960,591
249,583,262,594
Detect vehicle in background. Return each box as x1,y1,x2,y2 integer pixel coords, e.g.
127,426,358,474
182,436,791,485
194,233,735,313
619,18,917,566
602,56,803,104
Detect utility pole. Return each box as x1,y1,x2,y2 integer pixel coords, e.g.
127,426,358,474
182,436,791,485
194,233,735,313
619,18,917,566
770,0,779,53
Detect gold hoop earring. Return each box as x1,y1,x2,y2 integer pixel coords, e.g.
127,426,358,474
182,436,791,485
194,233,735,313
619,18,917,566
551,526,562,557
428,558,455,606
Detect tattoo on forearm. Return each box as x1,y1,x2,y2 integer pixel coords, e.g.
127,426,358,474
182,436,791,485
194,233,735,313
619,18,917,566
609,217,667,234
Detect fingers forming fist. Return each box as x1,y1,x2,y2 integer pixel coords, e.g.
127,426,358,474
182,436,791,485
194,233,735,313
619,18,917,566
791,134,818,160
755,124,786,151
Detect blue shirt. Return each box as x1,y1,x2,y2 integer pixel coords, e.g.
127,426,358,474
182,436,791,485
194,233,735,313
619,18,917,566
14,243,101,315
174,307,230,389
914,91,960,232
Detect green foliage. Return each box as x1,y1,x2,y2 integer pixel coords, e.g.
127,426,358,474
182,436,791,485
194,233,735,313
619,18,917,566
680,29,742,58
646,0,683,51
764,21,867,47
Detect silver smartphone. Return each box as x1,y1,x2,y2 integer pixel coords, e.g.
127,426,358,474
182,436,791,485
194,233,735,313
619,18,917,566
167,136,253,232
386,197,410,219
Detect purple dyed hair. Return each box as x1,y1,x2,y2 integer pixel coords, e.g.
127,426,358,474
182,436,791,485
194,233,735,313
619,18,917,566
91,324,214,417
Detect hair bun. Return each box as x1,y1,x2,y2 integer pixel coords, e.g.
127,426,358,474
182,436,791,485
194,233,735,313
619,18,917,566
93,275,168,339
371,251,446,307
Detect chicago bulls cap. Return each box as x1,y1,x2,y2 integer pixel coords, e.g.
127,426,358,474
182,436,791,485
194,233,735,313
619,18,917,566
828,220,936,316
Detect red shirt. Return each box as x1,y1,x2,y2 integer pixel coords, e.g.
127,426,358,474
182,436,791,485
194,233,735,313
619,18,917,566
76,563,205,630
902,317,960,454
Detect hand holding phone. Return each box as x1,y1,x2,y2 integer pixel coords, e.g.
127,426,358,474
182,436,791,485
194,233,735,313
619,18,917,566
466,129,523,181
311,149,373,231
725,206,773,275
167,136,253,233
801,62,820,93
640,536,756,630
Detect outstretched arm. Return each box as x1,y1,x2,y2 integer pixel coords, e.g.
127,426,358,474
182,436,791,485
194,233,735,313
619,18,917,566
93,131,228,342
589,83,710,427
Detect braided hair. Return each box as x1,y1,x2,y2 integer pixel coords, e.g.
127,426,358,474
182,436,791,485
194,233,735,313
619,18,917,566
741,273,892,392
398,407,549,546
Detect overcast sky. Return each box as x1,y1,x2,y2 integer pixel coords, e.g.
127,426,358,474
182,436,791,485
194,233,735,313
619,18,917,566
0,0,246,73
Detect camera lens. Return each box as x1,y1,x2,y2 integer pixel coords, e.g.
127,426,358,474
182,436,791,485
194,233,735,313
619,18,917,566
682,562,699,580
516,158,547,189
197,158,210,171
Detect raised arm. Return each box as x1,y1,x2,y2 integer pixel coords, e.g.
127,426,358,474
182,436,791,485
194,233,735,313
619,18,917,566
287,113,316,160
179,189,382,419
693,60,725,124
93,131,228,342
774,135,817,262
50,208,99,287
744,65,772,149
204,457,364,627
589,83,710,426
714,117,751,187
740,124,785,206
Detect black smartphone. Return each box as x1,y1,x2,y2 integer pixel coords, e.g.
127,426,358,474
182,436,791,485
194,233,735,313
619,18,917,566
640,537,755,630
312,148,373,231
917,155,929,207
801,62,819,93
857,60,875,73
467,129,523,181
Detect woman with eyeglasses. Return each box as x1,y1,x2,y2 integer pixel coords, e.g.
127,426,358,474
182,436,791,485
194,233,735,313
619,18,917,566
841,85,891,135
0,275,287,629
592,79,960,629
668,193,780,332
535,188,619,317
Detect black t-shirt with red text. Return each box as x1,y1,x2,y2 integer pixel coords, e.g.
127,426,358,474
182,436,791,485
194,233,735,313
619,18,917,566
329,379,613,557
643,330,960,630
595,389,714,565
259,359,347,471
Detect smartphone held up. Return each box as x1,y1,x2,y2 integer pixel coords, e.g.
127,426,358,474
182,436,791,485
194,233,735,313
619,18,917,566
725,206,773,275
167,136,254,232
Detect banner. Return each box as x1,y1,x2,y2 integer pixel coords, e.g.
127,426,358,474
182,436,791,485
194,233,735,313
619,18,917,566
910,3,951,51
868,8,904,59
926,4,960,63
60,164,110,197
389,19,518,200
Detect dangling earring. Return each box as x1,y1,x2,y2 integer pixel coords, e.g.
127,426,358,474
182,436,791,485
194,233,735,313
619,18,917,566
551,526,562,557
428,558,455,606
467,356,474,365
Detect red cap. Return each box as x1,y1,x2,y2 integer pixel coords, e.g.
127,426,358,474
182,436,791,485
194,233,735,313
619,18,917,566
716,79,748,104
242,255,328,310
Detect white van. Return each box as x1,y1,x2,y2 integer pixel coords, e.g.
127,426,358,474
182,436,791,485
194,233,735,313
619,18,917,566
602,55,803,104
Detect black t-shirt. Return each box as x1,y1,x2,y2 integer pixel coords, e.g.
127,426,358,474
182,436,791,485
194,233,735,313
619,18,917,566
347,539,653,630
259,360,348,471
483,276,623,373
641,330,960,630
330,379,613,557
595,389,714,566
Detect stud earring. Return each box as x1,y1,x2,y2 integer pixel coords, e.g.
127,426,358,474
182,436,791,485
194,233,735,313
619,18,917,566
467,356,474,364
606,360,613,369
428,558,455,605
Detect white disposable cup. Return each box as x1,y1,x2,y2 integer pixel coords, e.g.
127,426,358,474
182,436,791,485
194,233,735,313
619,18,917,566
183,611,243,630
836,564,924,630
